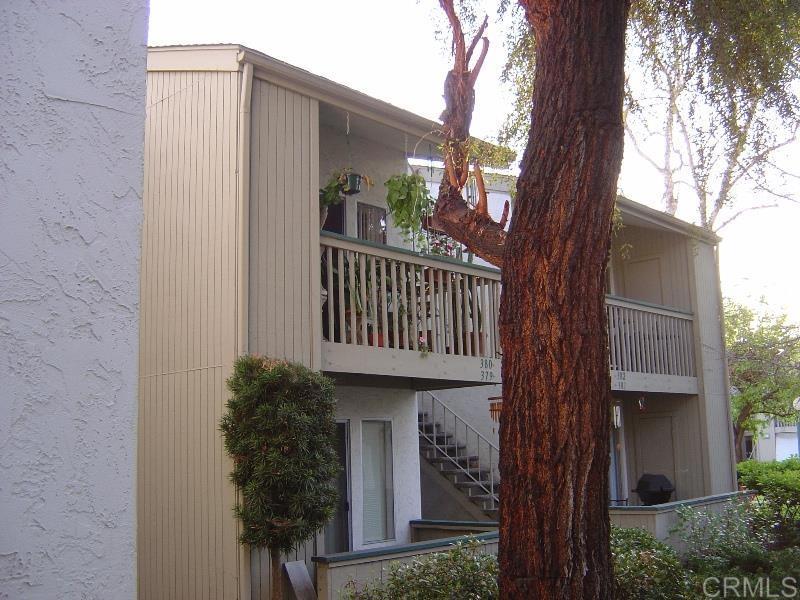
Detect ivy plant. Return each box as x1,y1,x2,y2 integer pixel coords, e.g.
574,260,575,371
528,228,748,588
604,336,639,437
384,172,435,248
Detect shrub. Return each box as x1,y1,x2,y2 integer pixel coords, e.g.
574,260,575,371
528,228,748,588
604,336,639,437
343,539,498,600
610,526,690,600
221,356,340,600
672,497,774,573
738,458,800,548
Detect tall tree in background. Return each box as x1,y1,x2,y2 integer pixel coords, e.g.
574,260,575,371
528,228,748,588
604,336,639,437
625,2,800,230
433,0,626,597
500,0,800,231
725,301,800,462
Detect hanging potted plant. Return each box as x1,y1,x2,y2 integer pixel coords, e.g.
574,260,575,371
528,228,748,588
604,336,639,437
319,168,373,228
384,171,435,250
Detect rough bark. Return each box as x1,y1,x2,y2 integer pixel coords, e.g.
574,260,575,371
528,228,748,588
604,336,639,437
498,2,628,597
433,1,628,598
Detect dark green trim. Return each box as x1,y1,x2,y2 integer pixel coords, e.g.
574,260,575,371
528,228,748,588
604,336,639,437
319,231,502,276
410,519,499,528
311,531,499,564
609,491,745,513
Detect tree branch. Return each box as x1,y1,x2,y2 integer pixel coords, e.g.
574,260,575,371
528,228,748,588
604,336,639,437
716,203,779,231
434,0,507,267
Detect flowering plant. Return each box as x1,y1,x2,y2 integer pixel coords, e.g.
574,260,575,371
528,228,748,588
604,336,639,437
428,233,458,257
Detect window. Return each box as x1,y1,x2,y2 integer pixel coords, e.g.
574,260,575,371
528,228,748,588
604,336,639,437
361,420,394,543
357,203,387,245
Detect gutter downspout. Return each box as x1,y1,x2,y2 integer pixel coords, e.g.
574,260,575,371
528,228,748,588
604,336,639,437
236,54,254,600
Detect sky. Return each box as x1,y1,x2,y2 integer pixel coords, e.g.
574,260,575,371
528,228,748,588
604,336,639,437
148,0,800,322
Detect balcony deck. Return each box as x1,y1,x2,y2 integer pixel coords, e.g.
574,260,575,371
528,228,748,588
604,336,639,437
320,234,697,393
320,233,500,388
606,296,697,394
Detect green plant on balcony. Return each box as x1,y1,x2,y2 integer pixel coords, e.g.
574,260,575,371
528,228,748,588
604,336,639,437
319,168,374,227
384,171,434,249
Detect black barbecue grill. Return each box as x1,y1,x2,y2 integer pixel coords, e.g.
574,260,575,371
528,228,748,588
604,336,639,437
632,473,675,505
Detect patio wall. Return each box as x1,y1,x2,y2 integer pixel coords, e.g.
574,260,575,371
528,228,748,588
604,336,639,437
313,531,498,600
609,491,746,553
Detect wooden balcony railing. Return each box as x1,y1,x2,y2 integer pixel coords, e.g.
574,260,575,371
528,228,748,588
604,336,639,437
320,233,501,360
606,296,696,378
320,235,697,390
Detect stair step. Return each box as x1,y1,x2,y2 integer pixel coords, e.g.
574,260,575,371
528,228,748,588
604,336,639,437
418,422,442,433
468,493,499,500
420,443,466,452
454,480,495,489
420,433,454,443
440,467,491,477
426,455,479,465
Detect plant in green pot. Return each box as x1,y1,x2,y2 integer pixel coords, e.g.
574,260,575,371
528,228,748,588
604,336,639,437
319,168,373,228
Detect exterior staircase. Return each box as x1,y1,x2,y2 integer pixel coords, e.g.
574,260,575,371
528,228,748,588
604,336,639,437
418,391,500,519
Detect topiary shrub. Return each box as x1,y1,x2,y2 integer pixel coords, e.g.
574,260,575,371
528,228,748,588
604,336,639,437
221,355,339,600
610,526,690,600
342,539,498,600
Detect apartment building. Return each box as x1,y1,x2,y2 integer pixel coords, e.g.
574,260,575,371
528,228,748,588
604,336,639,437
139,44,737,599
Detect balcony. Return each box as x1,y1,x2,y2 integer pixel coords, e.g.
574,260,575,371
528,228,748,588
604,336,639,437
320,232,501,388
320,234,698,393
606,296,698,394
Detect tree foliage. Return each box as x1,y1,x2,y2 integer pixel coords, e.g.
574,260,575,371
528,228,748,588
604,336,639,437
220,356,339,552
725,300,800,460
498,0,800,230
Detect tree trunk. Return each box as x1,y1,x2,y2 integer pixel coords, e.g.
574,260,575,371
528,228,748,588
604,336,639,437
498,2,629,598
733,426,744,463
270,547,282,600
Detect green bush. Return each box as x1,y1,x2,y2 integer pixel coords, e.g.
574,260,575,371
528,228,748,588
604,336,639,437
220,356,340,552
610,527,690,600
738,458,800,548
672,497,775,573
343,539,498,600
344,530,695,600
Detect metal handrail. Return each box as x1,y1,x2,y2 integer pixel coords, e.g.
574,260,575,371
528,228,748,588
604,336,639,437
418,391,500,511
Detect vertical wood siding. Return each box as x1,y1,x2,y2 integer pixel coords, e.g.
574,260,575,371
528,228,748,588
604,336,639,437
611,226,692,311
248,78,320,368
139,69,241,599
249,536,321,600
690,241,737,494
